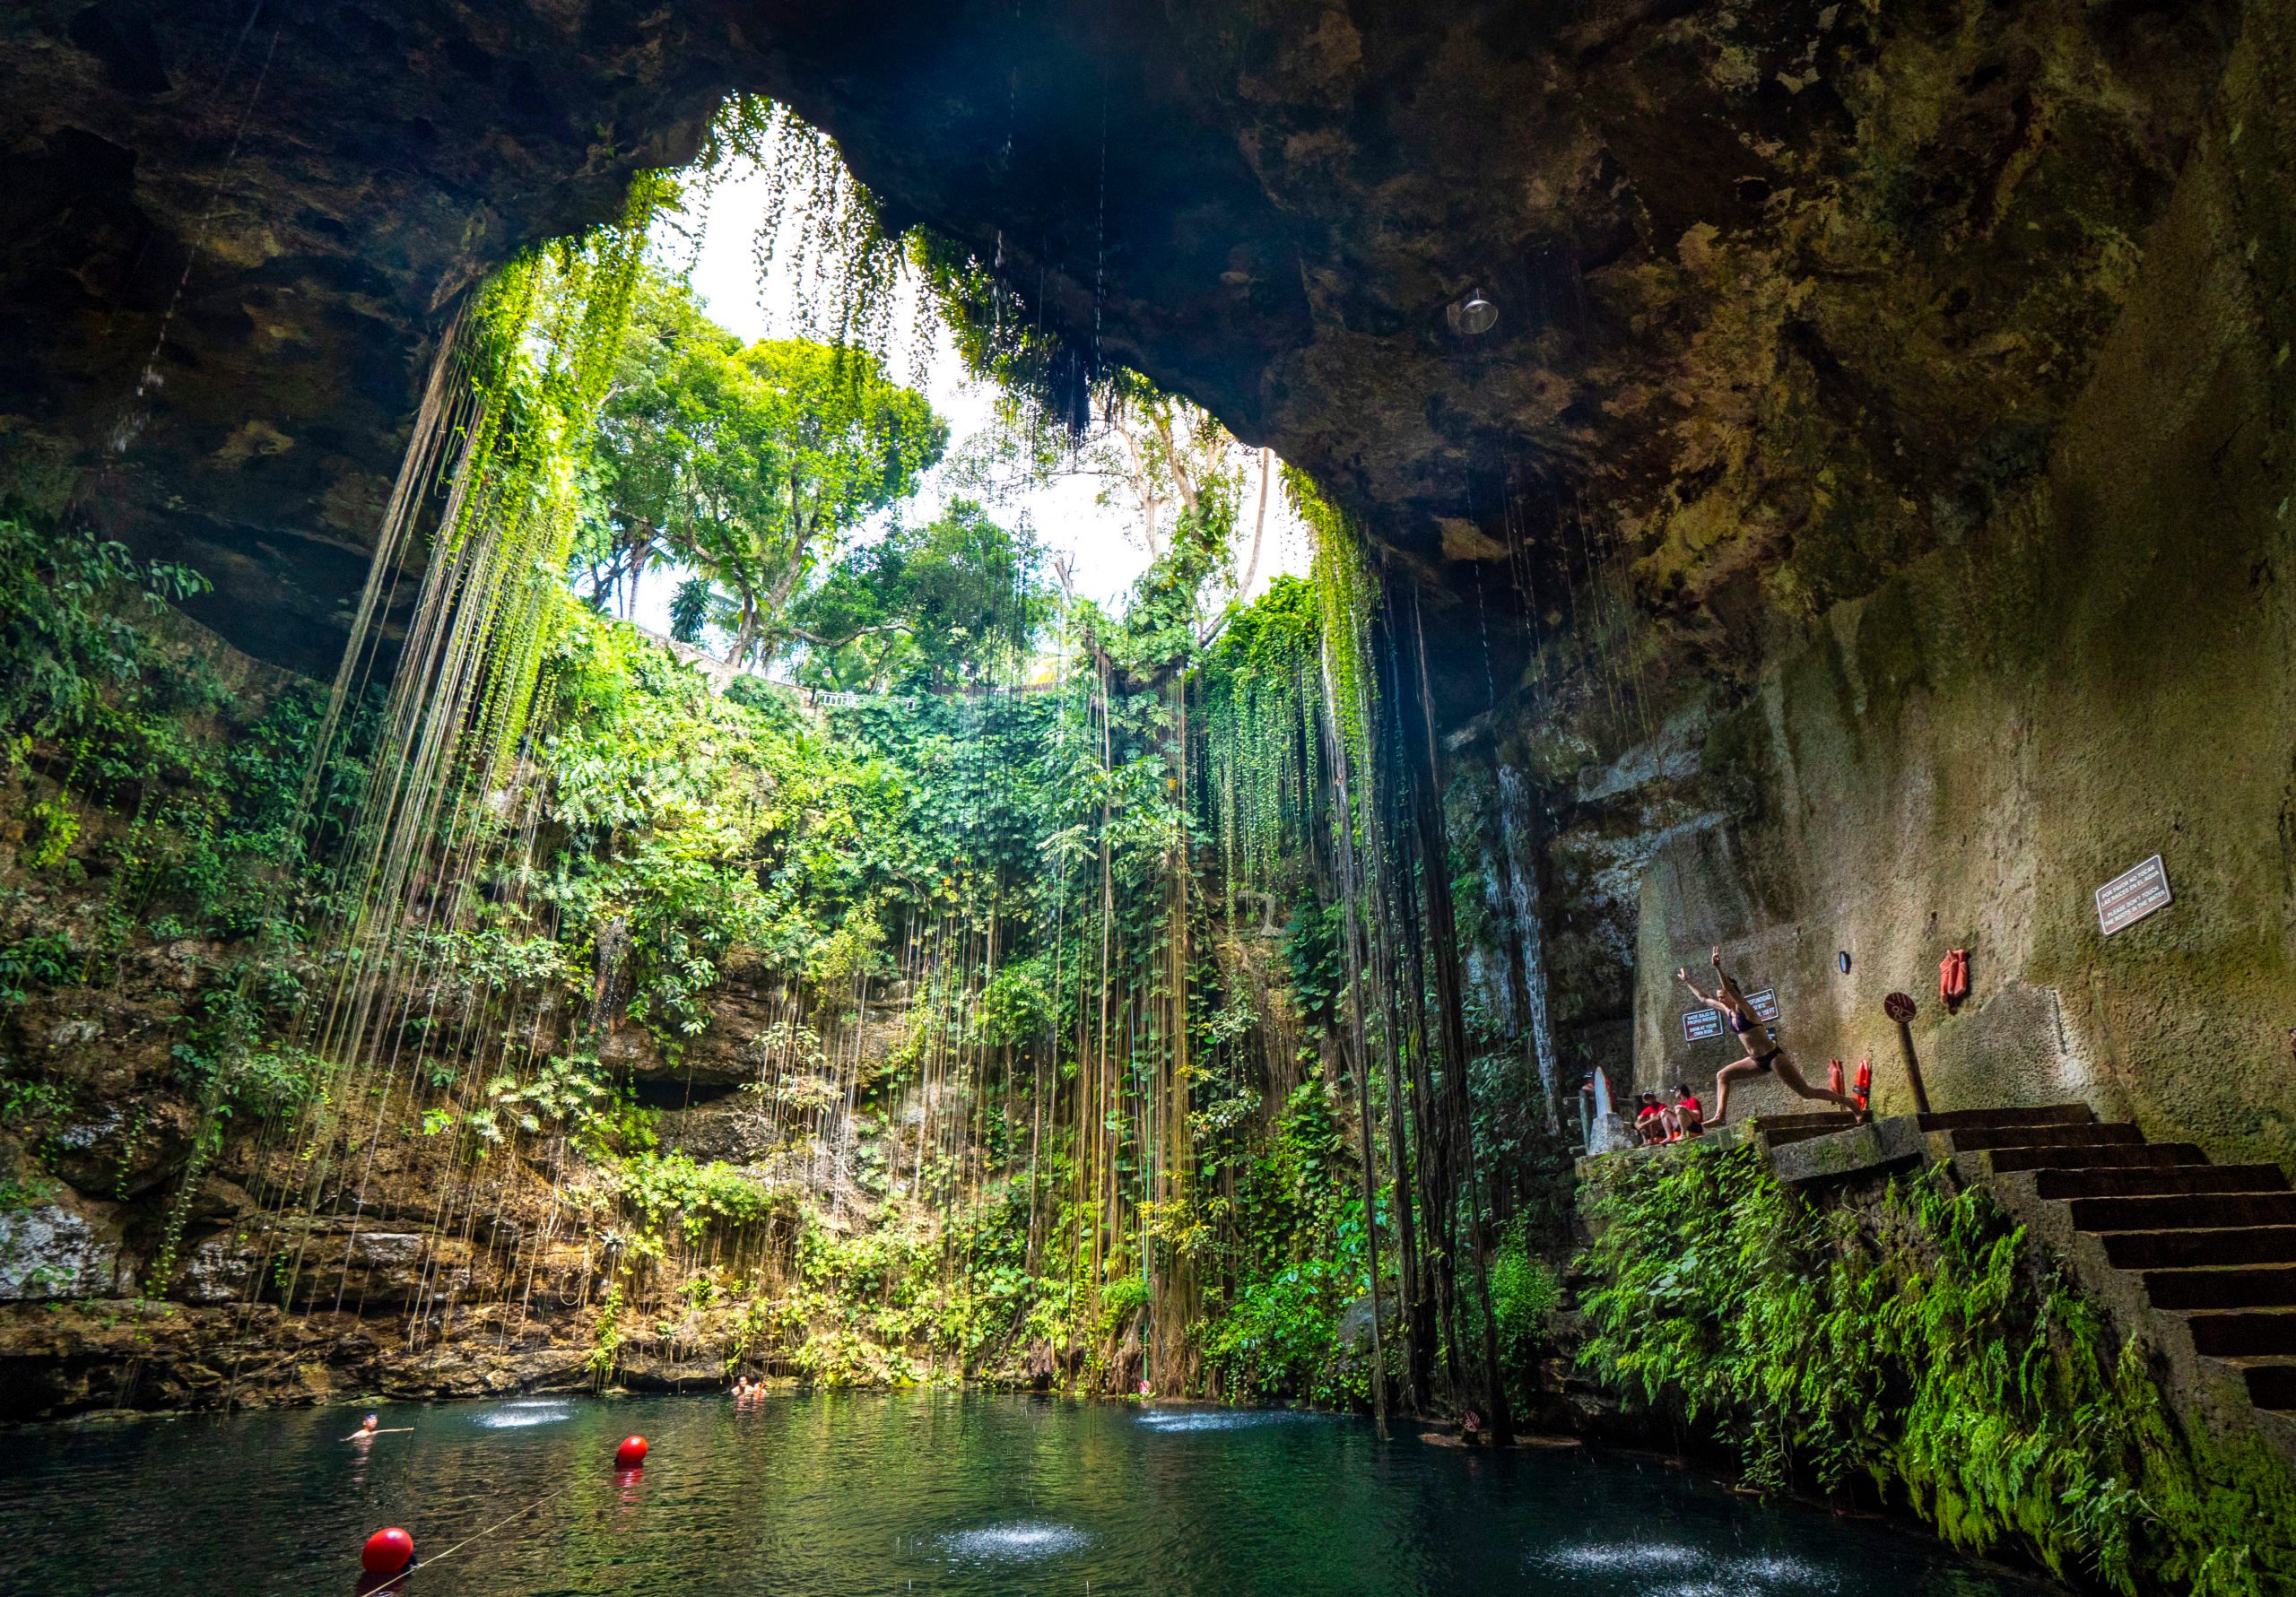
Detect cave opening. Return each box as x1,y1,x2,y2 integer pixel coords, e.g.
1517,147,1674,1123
4,4,2296,1590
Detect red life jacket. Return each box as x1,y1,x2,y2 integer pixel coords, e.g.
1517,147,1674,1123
1852,1056,1872,1108
1939,947,1970,1011
1827,1058,1845,1096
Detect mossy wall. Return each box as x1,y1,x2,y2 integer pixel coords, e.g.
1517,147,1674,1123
1578,1144,2296,1594
1625,5,2296,1170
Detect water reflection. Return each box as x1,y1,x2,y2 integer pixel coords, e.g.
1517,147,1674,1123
941,1521,1091,1560
476,1400,574,1429
1544,1541,1843,1593
1134,1406,1317,1433
0,1392,2052,1597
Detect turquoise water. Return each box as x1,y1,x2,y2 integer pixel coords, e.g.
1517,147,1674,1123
0,1392,2051,1594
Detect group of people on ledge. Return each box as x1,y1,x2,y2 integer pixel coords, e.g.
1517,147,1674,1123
1586,947,1869,1152
1634,1085,1704,1145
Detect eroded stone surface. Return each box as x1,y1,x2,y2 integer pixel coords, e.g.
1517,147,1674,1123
0,1202,122,1300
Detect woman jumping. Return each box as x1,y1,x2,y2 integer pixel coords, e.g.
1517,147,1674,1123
1676,947,1863,1127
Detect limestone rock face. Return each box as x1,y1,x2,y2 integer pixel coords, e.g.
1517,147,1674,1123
0,1201,123,1300
0,2,2246,687
3,0,2294,1415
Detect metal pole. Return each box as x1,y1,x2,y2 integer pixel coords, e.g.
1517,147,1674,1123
1883,992,1933,1115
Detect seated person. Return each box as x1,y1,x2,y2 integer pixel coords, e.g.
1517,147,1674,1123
1670,1084,1704,1141
1634,1092,1669,1145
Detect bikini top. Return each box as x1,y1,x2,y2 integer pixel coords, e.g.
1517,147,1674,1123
1726,1007,1753,1035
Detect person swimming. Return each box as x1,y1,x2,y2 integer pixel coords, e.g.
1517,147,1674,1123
344,1413,413,1443
1676,947,1863,1127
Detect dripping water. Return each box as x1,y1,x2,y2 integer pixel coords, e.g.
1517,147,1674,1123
1493,764,1559,1126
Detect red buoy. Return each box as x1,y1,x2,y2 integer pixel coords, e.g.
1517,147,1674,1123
361,1528,415,1576
615,1435,648,1470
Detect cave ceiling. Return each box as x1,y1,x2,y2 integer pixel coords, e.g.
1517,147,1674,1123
0,0,2242,708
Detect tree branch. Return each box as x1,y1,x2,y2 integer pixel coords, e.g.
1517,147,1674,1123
786,620,913,649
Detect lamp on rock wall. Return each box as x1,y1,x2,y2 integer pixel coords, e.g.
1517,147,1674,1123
1447,291,1498,336
1837,950,1852,975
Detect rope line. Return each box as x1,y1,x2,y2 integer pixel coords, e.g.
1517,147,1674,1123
406,1475,592,1576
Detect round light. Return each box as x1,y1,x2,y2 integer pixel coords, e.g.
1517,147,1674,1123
1448,295,1499,336
1837,950,1852,975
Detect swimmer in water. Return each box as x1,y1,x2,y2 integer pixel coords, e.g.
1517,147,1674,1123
344,1414,413,1443
1678,947,1864,1127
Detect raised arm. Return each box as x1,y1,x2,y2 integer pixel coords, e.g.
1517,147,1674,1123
1675,966,1716,1005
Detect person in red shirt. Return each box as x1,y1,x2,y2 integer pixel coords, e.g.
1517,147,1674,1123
1635,1092,1668,1145
1670,1084,1704,1141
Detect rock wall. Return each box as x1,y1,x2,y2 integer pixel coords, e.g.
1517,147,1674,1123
1522,6,2296,1170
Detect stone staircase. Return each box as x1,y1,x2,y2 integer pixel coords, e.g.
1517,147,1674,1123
1702,1101,2296,1462
1928,1105,2296,1445
1585,1099,2296,1475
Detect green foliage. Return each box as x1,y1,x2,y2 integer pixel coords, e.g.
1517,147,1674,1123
0,513,379,971
613,1152,783,1251
1281,901,1344,1032
1488,1217,1561,1363
575,268,947,664
0,931,76,1006
764,1181,1066,1386
1202,1256,1358,1404
788,499,1052,690
0,513,207,750
1579,1145,2296,1594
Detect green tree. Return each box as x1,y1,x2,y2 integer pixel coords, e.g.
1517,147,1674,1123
788,499,1053,690
576,272,948,664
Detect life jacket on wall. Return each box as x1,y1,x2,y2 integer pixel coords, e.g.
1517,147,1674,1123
1939,947,1970,1011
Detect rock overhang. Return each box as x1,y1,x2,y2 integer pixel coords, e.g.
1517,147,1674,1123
0,0,2246,722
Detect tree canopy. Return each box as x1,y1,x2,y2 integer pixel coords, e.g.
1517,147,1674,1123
574,272,948,665
787,498,1055,690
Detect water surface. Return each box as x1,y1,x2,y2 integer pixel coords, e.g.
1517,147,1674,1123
0,1392,2053,1595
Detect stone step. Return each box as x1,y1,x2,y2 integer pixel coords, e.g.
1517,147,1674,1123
2186,1310,2296,1358
1983,1141,2209,1173
2233,1358,2296,1411
1752,1113,1860,1133
2144,1265,2296,1311
1764,1123,1861,1149
2069,1192,2296,1234
1918,1105,2095,1133
1947,1122,2145,1152
2036,1165,2290,1201
2103,1227,2296,1271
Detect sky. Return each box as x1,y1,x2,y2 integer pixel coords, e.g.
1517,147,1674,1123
617,153,1309,656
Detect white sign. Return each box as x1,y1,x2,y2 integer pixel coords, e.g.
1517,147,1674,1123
1683,1007,1724,1042
2096,855,2171,936
1744,987,1780,1022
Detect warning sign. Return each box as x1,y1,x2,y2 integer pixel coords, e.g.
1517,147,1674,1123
1683,1007,1725,1042
1744,987,1780,1022
2095,855,2171,937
